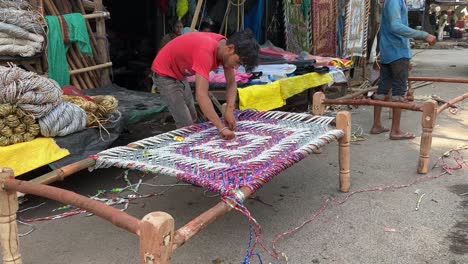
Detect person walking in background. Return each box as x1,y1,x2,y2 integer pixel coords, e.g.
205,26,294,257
371,0,436,140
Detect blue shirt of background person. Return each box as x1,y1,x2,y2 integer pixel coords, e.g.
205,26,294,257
379,0,429,64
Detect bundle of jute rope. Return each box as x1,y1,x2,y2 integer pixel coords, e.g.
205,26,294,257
63,95,119,127
0,1,29,10
0,103,40,146
0,64,62,118
0,8,46,35
38,101,87,137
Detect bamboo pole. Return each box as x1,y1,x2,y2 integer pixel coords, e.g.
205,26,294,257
0,168,22,264
189,0,204,32
417,100,437,174
67,53,88,89
437,93,468,114
70,62,113,75
336,111,351,193
83,12,111,19
322,98,423,111
69,46,95,88
95,0,112,86
408,76,468,84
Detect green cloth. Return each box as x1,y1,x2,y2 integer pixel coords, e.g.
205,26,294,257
45,13,93,87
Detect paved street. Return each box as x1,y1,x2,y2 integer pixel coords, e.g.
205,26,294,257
14,48,468,264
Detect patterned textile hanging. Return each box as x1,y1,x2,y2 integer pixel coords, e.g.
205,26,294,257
343,0,370,57
282,0,310,54
311,0,337,56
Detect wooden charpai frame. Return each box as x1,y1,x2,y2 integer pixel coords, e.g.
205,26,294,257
0,111,351,264
312,76,468,174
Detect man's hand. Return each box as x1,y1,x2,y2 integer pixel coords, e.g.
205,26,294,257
425,34,436,46
219,127,235,140
224,108,236,130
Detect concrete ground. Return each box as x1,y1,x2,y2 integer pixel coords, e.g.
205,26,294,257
13,49,468,264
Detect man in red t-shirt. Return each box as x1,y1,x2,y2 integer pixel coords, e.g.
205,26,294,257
151,31,259,140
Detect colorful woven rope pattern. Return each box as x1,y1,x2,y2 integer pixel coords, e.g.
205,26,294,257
93,111,344,196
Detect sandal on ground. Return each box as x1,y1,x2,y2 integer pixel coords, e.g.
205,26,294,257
389,132,415,140
370,127,390,134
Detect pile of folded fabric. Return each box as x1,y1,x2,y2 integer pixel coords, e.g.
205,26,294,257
0,2,46,57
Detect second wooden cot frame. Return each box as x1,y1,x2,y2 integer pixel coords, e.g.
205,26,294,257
312,76,468,174
0,111,352,264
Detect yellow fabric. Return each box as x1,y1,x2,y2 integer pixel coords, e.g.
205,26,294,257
279,72,333,99
238,73,334,111
0,138,69,176
238,82,285,111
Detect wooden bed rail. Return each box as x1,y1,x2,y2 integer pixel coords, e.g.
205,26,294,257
0,168,258,264
313,90,467,174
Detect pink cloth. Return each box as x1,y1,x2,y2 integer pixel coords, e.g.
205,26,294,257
260,46,298,61
186,71,252,83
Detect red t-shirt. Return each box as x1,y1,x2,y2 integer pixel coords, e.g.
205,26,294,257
151,32,226,80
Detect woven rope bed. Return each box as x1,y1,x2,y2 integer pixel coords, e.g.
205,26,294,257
93,110,345,196
0,110,351,263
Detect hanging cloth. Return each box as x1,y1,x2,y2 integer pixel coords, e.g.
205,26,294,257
176,0,188,19
45,13,93,87
156,0,169,15
244,0,264,41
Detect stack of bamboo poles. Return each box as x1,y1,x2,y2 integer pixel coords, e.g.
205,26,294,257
37,0,112,89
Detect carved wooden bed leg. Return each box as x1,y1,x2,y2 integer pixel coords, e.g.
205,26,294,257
312,92,326,115
139,212,174,264
418,100,437,174
0,168,22,264
336,111,351,192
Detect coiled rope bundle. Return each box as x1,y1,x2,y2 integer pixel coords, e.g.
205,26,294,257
0,65,62,119
0,103,40,146
63,95,119,127
38,101,87,137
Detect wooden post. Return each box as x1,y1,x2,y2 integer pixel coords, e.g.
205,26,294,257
336,111,351,192
312,92,326,115
0,168,22,264
189,0,203,32
95,0,112,86
418,100,437,174
139,212,174,264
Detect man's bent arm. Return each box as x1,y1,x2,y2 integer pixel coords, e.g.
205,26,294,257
224,67,237,112
195,73,225,130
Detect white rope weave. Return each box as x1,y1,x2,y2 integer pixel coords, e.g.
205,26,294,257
0,64,62,119
94,111,344,181
38,101,87,137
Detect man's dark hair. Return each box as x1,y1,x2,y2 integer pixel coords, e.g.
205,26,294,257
227,30,259,72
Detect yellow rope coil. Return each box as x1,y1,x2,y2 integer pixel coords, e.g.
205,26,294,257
63,95,118,127
0,104,40,146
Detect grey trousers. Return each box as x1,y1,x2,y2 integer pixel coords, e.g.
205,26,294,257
152,73,198,128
